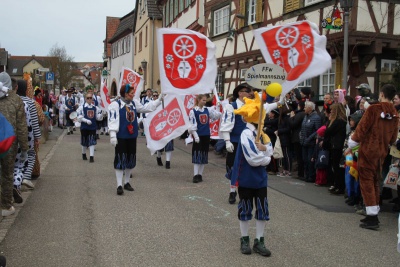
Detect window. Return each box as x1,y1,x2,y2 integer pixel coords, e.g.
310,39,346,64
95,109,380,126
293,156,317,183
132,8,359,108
135,37,137,55
319,59,336,99
240,68,247,79
284,0,301,13
381,59,398,72
145,26,148,47
139,32,142,52
121,39,125,54
179,0,184,12
213,6,230,36
12,68,17,74
248,0,256,25
169,0,173,22
297,79,312,88
215,69,224,94
126,36,131,53
304,0,324,7
185,0,191,8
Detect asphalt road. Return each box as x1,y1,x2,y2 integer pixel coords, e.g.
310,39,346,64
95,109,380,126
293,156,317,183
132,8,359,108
0,127,399,266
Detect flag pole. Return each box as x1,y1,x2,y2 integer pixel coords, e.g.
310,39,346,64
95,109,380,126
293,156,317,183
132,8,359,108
255,94,264,143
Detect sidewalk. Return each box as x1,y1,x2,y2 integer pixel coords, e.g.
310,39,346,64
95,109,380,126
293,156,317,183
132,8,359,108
0,125,65,241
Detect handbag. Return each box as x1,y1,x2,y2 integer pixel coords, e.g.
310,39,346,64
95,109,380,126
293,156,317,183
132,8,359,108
273,136,283,159
316,149,329,169
383,165,399,190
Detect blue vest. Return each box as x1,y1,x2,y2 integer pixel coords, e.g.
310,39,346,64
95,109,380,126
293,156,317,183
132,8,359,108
81,105,97,131
231,128,268,188
93,96,99,107
230,102,246,143
65,97,75,113
141,97,150,118
117,100,138,139
193,108,210,136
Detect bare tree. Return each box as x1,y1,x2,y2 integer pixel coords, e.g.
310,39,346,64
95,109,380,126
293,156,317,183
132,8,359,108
47,43,76,90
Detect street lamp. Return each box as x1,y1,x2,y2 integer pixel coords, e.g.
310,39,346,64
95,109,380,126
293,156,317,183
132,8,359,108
339,0,354,91
141,59,147,85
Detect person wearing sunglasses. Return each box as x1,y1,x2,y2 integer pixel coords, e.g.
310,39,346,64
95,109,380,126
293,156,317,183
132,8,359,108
76,92,104,163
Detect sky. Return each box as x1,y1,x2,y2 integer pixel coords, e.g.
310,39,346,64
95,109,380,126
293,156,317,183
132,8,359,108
1,0,136,62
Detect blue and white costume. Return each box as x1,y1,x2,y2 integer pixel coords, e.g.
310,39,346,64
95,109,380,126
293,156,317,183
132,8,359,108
108,97,161,189
76,103,103,149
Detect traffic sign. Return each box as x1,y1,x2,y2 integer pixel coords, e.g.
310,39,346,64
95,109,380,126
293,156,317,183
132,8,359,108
46,72,54,85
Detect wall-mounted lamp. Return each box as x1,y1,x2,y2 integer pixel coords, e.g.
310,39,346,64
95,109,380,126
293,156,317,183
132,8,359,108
227,28,235,41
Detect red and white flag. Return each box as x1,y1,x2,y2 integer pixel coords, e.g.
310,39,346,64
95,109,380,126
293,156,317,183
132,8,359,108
118,67,144,100
143,95,190,154
253,21,332,95
157,28,217,95
210,87,221,140
99,79,111,110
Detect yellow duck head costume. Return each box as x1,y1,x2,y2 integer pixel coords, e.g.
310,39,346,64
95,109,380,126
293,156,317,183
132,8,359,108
234,92,270,144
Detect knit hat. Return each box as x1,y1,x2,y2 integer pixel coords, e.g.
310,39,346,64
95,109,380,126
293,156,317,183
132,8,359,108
349,112,363,126
316,125,326,137
271,109,280,116
300,87,311,97
0,72,12,89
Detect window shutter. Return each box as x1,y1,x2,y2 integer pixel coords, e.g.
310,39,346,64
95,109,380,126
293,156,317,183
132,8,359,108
256,0,263,23
285,0,300,13
238,0,246,28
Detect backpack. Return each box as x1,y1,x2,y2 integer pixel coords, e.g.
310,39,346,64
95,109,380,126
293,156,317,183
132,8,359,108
0,112,16,158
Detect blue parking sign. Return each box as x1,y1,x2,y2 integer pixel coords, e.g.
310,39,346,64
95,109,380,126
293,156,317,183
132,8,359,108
46,72,54,81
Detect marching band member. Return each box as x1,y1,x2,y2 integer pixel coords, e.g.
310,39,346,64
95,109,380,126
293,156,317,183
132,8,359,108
76,92,104,162
57,89,67,129
188,94,222,183
64,88,78,135
108,84,162,195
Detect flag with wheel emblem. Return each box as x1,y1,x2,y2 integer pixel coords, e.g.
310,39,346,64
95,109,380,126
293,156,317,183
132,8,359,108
210,87,222,140
253,21,332,95
143,95,190,154
118,67,144,100
99,79,111,110
157,28,217,95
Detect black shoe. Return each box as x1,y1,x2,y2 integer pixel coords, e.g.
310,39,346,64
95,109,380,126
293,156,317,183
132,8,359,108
198,175,203,182
82,154,87,160
157,157,163,166
166,161,170,169
73,128,76,131
31,174,40,180
360,215,380,223
100,132,104,135
193,175,199,183
96,134,99,140
105,132,109,136
240,236,252,255
305,179,315,183
117,186,124,195
70,131,73,135
89,156,94,163
124,183,134,191
331,188,345,195
67,132,70,135
253,237,271,257
229,192,237,204
328,186,336,192
359,215,379,229
13,187,23,204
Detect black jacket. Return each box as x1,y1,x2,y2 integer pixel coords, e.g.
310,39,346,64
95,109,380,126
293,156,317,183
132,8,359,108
323,119,347,150
277,115,292,147
288,110,305,144
300,111,322,147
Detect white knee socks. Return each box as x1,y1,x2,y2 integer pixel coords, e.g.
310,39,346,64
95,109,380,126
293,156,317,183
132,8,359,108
194,164,200,175
198,164,205,175
240,221,250,237
124,168,133,184
116,170,124,187
166,151,171,161
255,220,266,239
89,146,94,157
82,146,86,154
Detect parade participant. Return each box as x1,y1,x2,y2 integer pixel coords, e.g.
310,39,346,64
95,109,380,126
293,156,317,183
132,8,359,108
152,92,174,169
34,87,43,107
13,80,41,199
0,72,29,216
188,94,222,183
349,84,399,229
65,88,78,135
76,92,104,162
57,89,67,129
220,83,284,204
139,88,153,136
108,84,162,195
230,92,273,256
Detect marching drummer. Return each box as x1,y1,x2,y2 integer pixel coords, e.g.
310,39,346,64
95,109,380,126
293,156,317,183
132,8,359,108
65,87,79,135
76,92,104,162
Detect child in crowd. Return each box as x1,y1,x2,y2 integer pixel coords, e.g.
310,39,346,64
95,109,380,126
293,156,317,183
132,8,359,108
231,92,273,257
263,109,279,175
313,125,327,186
342,113,363,207
188,94,221,183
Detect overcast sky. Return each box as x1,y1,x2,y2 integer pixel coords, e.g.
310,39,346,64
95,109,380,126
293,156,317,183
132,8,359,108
1,0,136,62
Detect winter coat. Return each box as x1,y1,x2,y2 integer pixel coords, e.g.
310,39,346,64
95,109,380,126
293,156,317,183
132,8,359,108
288,110,305,144
263,117,278,146
300,111,322,147
277,115,292,147
323,119,347,151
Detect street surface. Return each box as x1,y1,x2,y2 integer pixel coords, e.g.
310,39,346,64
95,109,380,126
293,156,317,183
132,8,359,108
0,127,399,266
